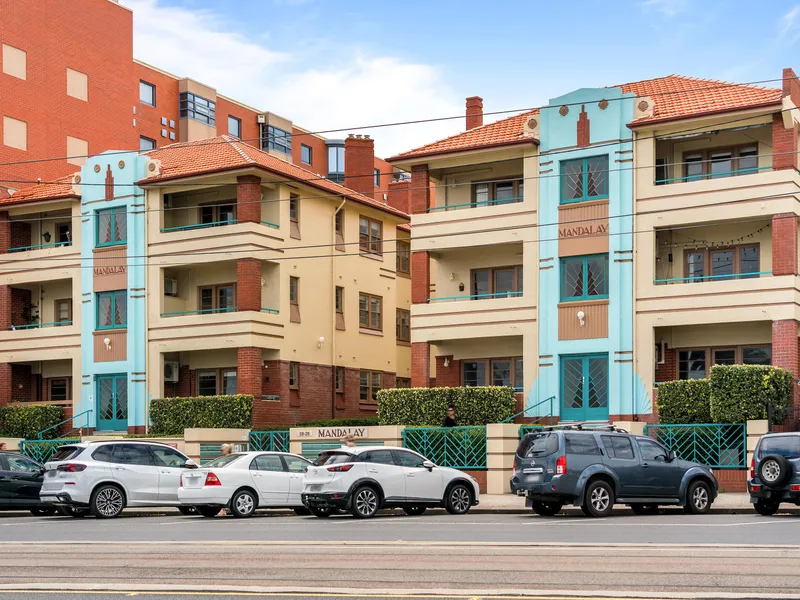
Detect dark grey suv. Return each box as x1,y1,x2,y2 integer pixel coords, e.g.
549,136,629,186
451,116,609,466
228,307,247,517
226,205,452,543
748,432,800,515
509,426,718,517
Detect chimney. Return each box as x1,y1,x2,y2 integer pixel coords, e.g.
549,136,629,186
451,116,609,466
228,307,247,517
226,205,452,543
387,178,411,214
344,134,377,198
783,67,800,107
466,96,483,130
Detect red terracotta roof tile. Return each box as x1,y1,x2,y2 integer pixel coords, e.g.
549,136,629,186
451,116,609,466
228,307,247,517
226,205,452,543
3,175,78,205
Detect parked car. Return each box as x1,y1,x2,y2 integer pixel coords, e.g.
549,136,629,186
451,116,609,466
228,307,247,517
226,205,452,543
510,426,718,517
0,451,57,516
748,432,800,515
40,440,199,519
301,446,480,519
178,451,312,518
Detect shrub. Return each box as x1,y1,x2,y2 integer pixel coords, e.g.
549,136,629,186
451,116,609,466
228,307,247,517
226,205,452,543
149,395,252,436
655,379,711,424
0,404,64,439
710,364,793,423
377,387,515,426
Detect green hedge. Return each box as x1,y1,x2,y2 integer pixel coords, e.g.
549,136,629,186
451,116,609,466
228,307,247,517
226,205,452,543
149,395,252,436
710,364,793,423
0,404,64,439
377,387,515,426
656,379,711,424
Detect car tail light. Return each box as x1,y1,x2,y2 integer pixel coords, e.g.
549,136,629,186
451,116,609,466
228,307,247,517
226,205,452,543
792,485,800,492
327,464,354,472
204,472,221,486
57,464,86,472
556,455,567,475
513,458,517,471
750,457,755,480
751,485,761,492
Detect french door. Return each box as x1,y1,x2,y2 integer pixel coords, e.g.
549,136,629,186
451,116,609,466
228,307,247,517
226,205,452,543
560,354,609,422
97,374,128,431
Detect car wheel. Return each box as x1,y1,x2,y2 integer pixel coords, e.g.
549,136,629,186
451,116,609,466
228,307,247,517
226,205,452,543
685,480,712,514
57,505,89,518
630,503,659,515
178,506,198,516
583,480,614,518
230,489,257,518
758,454,792,488
309,506,334,518
445,484,472,515
403,506,427,516
90,484,126,519
30,507,56,517
754,498,780,516
351,486,380,519
531,501,562,517
198,506,223,518
293,507,311,516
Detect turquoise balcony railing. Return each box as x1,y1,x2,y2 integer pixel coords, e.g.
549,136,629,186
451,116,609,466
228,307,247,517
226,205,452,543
9,320,72,330
160,219,236,233
644,423,747,469
654,271,771,285
160,307,237,317
427,197,523,213
655,165,770,185
260,308,279,314
427,291,523,303
260,220,279,229
8,241,71,253
402,426,487,469
249,430,289,452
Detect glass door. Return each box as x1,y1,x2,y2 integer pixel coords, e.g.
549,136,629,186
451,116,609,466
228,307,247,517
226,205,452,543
97,374,128,431
560,355,609,422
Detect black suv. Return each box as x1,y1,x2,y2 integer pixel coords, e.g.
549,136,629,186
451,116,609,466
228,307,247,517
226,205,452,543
509,426,718,517
748,432,800,515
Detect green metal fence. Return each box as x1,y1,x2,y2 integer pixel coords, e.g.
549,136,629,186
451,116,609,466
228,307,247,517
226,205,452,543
644,423,746,469
518,425,544,438
248,430,290,453
19,439,81,464
402,426,486,469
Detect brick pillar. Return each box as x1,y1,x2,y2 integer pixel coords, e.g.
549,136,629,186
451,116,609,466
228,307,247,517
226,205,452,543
411,251,430,304
411,342,431,388
0,211,10,254
0,286,10,331
655,346,677,382
784,67,800,108
0,363,11,407
466,96,483,130
236,175,262,224
387,179,410,214
238,347,262,400
410,164,430,215
237,258,261,311
772,114,798,171
772,213,798,276
772,320,799,407
344,134,376,198
11,288,30,328
435,356,461,387
177,366,191,397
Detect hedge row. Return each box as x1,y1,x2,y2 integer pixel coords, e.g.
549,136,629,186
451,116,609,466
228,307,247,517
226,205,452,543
0,404,64,439
655,379,711,424
377,387,515,426
149,395,252,436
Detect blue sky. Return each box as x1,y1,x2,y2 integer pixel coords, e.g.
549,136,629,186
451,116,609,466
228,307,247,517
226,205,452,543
126,0,800,156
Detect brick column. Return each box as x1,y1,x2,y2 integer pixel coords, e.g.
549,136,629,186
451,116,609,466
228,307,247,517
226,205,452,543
772,320,799,407
236,175,262,224
237,258,261,312
772,114,798,171
655,346,677,382
0,286,10,332
0,211,10,254
435,355,461,387
410,164,430,214
177,366,191,397
411,342,431,388
344,135,376,198
238,347,262,399
772,213,798,276
411,251,430,304
387,180,410,214
0,363,11,407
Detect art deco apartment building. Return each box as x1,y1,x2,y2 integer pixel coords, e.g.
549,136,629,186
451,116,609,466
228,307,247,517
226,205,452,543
389,70,800,422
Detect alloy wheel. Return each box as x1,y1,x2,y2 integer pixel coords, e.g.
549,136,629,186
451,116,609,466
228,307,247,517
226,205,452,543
355,488,378,517
451,487,470,513
95,487,124,517
692,486,709,511
591,487,610,513
235,493,255,516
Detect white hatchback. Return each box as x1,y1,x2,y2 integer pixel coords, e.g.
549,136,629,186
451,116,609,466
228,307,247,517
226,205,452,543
302,446,480,518
178,451,312,518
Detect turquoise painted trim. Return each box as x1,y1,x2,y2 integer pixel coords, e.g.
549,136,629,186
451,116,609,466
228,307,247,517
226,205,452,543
37,409,92,439
501,395,555,424
8,241,71,252
559,155,609,204
655,165,770,185
96,290,127,330
559,254,609,302
160,220,235,233
428,291,523,302
260,308,280,314
9,320,72,330
95,207,127,247
160,307,237,317
654,271,771,284
427,197,523,212
260,220,279,229
560,354,609,422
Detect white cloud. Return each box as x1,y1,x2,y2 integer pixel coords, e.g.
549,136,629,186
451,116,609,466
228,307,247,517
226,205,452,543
640,0,689,18
124,0,462,158
779,5,800,43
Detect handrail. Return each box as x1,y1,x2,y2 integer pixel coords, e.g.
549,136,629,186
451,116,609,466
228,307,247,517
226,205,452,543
160,307,237,317
260,221,279,229
654,271,770,284
501,395,556,424
160,219,236,233
37,409,92,439
260,308,280,314
427,197,523,212
428,291,523,303
654,165,770,185
9,320,72,330
8,241,71,252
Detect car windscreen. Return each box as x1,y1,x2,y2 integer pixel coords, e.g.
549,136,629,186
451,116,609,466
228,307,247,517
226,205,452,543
758,436,800,459
313,451,354,466
517,432,559,458
49,446,83,462
204,453,245,468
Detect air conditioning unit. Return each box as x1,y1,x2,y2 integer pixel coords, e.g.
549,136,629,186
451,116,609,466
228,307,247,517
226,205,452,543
164,278,178,297
164,361,180,382
257,114,267,124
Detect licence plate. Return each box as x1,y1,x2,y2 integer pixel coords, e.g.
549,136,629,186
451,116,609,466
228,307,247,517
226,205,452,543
309,485,322,492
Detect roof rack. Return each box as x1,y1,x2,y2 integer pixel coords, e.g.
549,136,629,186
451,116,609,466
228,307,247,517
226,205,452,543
536,423,629,434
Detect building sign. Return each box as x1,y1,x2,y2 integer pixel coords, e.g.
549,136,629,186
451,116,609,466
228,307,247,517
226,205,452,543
93,265,127,277
295,427,369,439
558,223,608,238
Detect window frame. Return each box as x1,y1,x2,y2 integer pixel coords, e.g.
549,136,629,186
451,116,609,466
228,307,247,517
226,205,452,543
559,155,609,204
289,276,299,305
194,367,237,396
359,216,383,255
470,265,523,299
289,194,299,223
396,240,410,276
48,377,70,402
682,144,759,181
374,168,381,187
471,176,524,207
139,136,156,151
676,345,772,380
359,292,383,332
227,115,242,139
396,308,410,343
359,370,382,403
197,283,237,314
327,143,345,183
289,362,299,390
95,207,127,247
179,91,216,126
461,357,523,389
54,298,72,326
559,254,609,302
683,243,760,282
197,201,236,226
262,124,292,155
335,366,345,392
396,377,411,388
139,80,156,107
95,290,127,331
335,286,344,313
301,144,313,165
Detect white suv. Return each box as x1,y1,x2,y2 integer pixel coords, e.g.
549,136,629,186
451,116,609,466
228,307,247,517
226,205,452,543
301,446,480,518
40,441,198,519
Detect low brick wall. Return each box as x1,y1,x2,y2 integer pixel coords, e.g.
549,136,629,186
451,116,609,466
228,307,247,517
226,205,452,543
463,469,487,494
713,469,747,493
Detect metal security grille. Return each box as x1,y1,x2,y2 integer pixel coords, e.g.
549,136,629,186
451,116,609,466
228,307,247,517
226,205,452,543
19,439,81,464
402,427,487,469
645,423,746,469
248,430,290,453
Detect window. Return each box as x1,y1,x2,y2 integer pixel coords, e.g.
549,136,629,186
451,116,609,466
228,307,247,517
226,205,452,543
684,245,760,282
396,309,410,342
374,168,381,187
227,116,241,138
55,299,71,326
565,434,602,456
199,202,236,226
472,178,524,207
6,455,40,473
301,144,312,165
289,362,299,389
682,145,758,181
359,216,382,255
198,284,236,313
678,349,706,380
335,366,345,392
49,378,69,401
393,450,425,468
261,124,292,155
96,207,127,246
197,368,237,396
743,346,771,365
283,455,309,473
289,194,299,223
637,438,668,462
151,446,188,468
327,142,345,183
289,277,299,305
518,432,559,458
335,286,344,313
179,91,215,126
396,377,411,388
462,360,487,387
601,435,635,459
139,81,155,106
334,210,343,235
360,371,382,403
471,266,523,299
364,449,394,465
462,358,523,388
560,254,608,301
139,136,156,151
396,241,410,275
655,157,668,185
96,290,127,330
514,358,523,391
676,345,772,379
758,436,800,459
115,445,153,466
561,156,608,203
57,223,71,245
251,454,284,472
359,293,382,331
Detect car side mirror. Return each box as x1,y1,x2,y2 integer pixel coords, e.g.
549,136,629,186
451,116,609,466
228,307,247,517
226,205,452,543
184,459,198,469
422,460,434,471
667,451,676,462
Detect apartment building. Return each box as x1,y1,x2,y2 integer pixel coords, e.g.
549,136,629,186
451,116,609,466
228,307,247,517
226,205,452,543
0,0,394,201
0,137,411,432
389,70,800,422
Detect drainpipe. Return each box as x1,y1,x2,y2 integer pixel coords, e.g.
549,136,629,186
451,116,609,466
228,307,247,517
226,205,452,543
331,198,347,418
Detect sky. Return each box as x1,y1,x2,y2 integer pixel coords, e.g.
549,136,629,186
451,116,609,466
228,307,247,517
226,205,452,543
125,0,800,158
